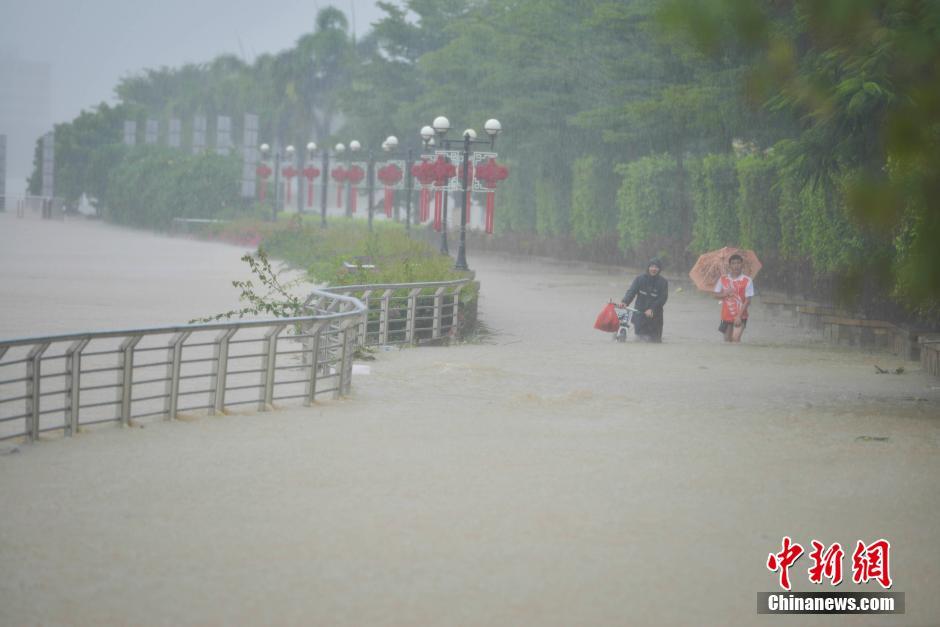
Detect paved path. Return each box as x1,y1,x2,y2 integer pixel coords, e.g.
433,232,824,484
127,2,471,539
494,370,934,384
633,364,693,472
1,211,938,625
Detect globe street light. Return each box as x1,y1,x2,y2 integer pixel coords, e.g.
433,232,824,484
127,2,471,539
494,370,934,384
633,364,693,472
427,116,503,270
379,134,420,231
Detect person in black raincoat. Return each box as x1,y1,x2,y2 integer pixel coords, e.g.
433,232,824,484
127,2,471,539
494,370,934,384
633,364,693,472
621,258,668,342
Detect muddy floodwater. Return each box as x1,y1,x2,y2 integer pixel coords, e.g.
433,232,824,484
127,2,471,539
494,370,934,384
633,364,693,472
1,210,938,626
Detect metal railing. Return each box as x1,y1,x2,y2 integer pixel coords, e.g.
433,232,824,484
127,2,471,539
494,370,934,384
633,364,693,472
0,278,474,443
0,289,364,442
316,279,472,346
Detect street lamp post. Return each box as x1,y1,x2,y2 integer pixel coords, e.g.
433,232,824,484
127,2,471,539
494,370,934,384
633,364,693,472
259,142,295,222
427,116,502,270
432,117,452,255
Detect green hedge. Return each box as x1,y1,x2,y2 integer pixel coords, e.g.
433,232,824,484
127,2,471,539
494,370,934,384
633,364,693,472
690,153,740,253
615,154,685,260
105,146,243,229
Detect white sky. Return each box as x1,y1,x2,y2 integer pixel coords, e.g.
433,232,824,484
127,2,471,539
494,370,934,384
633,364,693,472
1,0,386,122
0,0,388,189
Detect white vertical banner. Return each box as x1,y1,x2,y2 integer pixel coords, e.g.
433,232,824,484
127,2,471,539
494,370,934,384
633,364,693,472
192,115,207,154
241,113,259,198
216,115,232,155
168,118,181,148
145,119,158,145
41,132,54,198
123,120,137,146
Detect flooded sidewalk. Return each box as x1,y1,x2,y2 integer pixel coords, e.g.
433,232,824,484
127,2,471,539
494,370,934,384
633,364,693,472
1,214,938,626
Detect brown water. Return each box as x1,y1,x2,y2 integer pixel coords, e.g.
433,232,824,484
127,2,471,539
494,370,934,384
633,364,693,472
1,210,938,625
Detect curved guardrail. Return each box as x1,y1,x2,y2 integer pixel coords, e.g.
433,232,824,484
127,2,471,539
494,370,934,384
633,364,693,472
0,278,474,443
0,289,364,443
317,279,472,347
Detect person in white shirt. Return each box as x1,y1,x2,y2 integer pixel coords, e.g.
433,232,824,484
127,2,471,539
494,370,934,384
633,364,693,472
712,254,755,343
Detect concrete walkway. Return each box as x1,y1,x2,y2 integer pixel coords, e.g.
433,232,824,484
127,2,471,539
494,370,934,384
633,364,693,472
1,211,938,625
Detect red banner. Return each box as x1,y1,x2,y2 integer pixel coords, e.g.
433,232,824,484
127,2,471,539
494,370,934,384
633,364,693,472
256,163,272,203
303,166,320,208
419,188,429,222
384,188,394,217
475,158,509,236
283,166,297,204
485,192,495,234
331,167,347,209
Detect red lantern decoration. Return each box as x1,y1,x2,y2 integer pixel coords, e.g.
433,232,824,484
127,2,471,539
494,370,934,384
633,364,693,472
282,165,297,204
302,165,321,208
429,156,456,232
331,166,347,208
474,158,509,234
256,163,272,203
377,163,403,218
346,165,365,214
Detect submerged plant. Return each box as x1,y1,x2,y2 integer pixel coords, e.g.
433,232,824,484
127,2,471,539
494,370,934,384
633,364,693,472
190,247,307,323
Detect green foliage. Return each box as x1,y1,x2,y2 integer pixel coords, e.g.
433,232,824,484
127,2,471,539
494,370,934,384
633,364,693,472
734,154,781,255
571,156,617,246
534,174,568,237
105,146,242,229
616,154,685,259
256,218,467,287
191,248,306,322
689,152,740,252
664,0,940,309
33,0,940,315
777,160,885,281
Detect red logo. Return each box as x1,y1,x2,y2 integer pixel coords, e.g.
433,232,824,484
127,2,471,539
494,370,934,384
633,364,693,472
852,539,892,589
808,541,844,586
767,537,892,590
767,536,804,591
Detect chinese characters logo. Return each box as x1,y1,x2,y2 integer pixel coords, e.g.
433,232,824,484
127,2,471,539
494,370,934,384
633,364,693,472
767,537,891,590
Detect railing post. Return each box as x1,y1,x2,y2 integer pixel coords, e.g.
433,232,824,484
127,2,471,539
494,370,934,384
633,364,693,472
343,325,357,395
211,327,238,415
25,342,51,442
304,321,323,405
64,337,91,436
164,331,192,420
379,289,392,345
407,288,421,345
336,328,350,399
450,285,465,336
260,325,286,411
118,336,142,425
432,287,446,339
359,289,372,345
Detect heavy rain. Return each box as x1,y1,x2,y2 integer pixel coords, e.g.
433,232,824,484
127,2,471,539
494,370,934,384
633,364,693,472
1,1,938,624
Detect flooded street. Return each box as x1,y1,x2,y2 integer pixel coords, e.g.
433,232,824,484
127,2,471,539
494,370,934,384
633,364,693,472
1,212,938,625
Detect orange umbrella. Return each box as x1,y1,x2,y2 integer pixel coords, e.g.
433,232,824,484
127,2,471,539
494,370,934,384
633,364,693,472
688,246,762,292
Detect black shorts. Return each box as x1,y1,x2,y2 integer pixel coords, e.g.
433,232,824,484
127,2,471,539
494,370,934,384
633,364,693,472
718,319,748,333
